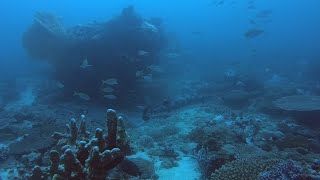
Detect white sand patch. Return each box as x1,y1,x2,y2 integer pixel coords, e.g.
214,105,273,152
157,156,201,180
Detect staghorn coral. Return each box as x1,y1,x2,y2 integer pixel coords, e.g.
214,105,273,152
210,158,280,180
26,109,134,180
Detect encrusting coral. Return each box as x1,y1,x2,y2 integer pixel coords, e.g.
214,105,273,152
26,109,133,180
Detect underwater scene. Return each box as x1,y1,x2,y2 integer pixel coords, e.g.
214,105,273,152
1,0,320,179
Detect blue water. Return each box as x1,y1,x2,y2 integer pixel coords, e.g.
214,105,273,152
1,1,320,179
1,0,320,79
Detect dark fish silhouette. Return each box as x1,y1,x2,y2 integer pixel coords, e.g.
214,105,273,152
191,31,203,35
248,5,256,9
256,9,273,18
244,28,264,39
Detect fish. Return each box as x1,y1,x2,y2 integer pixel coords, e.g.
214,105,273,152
191,31,203,35
80,58,93,69
249,19,256,25
136,105,145,110
142,75,153,82
248,5,256,9
265,67,270,73
138,50,149,56
136,70,144,78
73,91,90,101
256,9,273,18
101,87,114,93
104,94,117,100
121,54,130,60
147,65,163,73
227,61,241,66
141,21,158,33
165,52,181,58
102,78,118,86
244,28,264,39
217,0,225,6
56,81,64,88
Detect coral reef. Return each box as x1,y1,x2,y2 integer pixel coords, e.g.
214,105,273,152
274,95,320,111
22,109,140,180
259,160,304,180
273,95,320,126
196,146,235,178
22,11,67,60
183,103,320,179
0,144,9,162
136,135,155,149
143,94,209,120
210,158,280,180
2,76,320,179
22,6,168,106
33,11,66,37
118,157,157,179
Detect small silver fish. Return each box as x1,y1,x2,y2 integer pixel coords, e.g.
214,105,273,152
136,70,144,78
74,91,90,101
165,52,181,58
101,87,114,93
102,78,118,86
265,67,270,73
80,58,93,69
56,81,64,88
148,65,163,73
143,75,153,82
104,94,117,100
138,50,149,56
136,105,145,110
141,21,158,33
